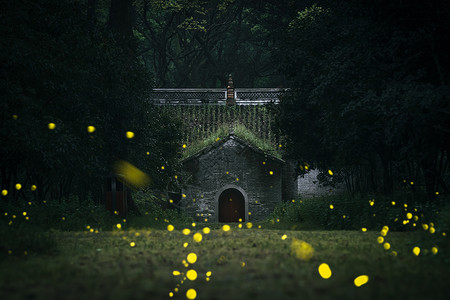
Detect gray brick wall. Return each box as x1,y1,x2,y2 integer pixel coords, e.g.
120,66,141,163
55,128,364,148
181,136,283,222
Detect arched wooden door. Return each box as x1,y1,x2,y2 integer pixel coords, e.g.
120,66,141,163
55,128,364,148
218,188,245,222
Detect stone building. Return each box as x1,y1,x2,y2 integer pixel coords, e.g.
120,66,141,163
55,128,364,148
180,133,296,222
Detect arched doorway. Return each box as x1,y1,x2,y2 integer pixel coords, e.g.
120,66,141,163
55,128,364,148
218,188,245,222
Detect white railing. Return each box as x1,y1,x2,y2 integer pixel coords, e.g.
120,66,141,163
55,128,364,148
149,88,287,105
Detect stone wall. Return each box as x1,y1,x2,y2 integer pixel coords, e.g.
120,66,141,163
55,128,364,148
297,169,345,198
181,136,283,222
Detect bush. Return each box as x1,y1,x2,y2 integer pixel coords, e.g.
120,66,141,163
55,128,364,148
271,193,442,231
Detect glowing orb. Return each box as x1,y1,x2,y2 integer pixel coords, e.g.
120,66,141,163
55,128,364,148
114,160,151,189
431,247,438,255
328,170,333,175
429,227,435,234
187,253,197,264
377,236,384,244
222,225,230,232
87,126,95,133
203,227,210,234
193,233,202,242
182,144,187,148
48,123,55,130
291,239,314,261
125,131,134,138
186,269,197,281
329,204,334,209
186,289,197,300
354,275,369,287
206,271,212,276
246,222,253,229
116,224,122,229
167,225,174,231
361,228,367,232
15,184,22,190
383,242,390,250
413,247,420,256
130,242,136,247
318,263,332,279
1,190,7,196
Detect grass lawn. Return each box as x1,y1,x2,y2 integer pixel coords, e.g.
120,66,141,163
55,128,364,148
0,226,449,300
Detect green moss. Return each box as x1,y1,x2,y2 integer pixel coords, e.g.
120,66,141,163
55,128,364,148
181,123,281,159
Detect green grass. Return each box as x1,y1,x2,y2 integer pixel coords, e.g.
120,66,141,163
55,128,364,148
1,225,449,300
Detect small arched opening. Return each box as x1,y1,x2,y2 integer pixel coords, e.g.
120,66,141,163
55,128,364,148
216,185,247,222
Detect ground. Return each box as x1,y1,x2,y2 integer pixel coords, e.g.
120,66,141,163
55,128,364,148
0,226,449,300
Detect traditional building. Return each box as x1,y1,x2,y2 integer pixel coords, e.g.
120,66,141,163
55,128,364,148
180,133,288,222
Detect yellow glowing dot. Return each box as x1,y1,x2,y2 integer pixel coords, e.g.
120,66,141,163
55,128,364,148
435,191,439,195
249,212,252,215
369,200,374,206
182,144,187,148
404,204,408,208
318,263,332,279
130,242,136,247
269,171,273,175
443,232,447,237
22,212,27,216
305,165,309,170
413,215,418,221
279,144,282,148
193,233,202,242
328,170,333,176
173,270,181,276
2,190,8,196
62,217,65,220
246,222,253,229
186,289,197,300
431,247,438,255
410,181,414,185
406,213,412,219
430,222,434,227
191,222,196,227
161,166,165,170
361,228,367,232
87,126,95,133
183,228,191,235
201,227,210,234
187,253,197,264
354,275,369,287
258,225,261,229
413,247,420,256
174,288,178,292
183,242,188,248
380,230,387,237
86,225,91,229
240,262,246,267
186,269,197,281
238,224,242,228
116,223,122,229
182,194,186,198
15,183,22,190
342,215,346,219
382,225,389,231
391,251,398,257
329,204,334,209
167,224,174,231
12,215,16,219
391,201,396,206
169,199,173,203
48,123,55,130
281,234,287,240
30,185,37,191
292,199,295,203
169,292,173,297
377,236,384,244
239,218,242,222
146,152,150,155
383,242,391,250
236,178,239,181
429,227,435,234
13,114,18,120
262,161,266,165
204,218,208,222
222,224,230,232
89,228,93,232
126,131,134,138
422,224,429,230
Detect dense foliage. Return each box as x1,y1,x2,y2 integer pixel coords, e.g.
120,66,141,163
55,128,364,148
277,0,450,199
0,0,181,204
